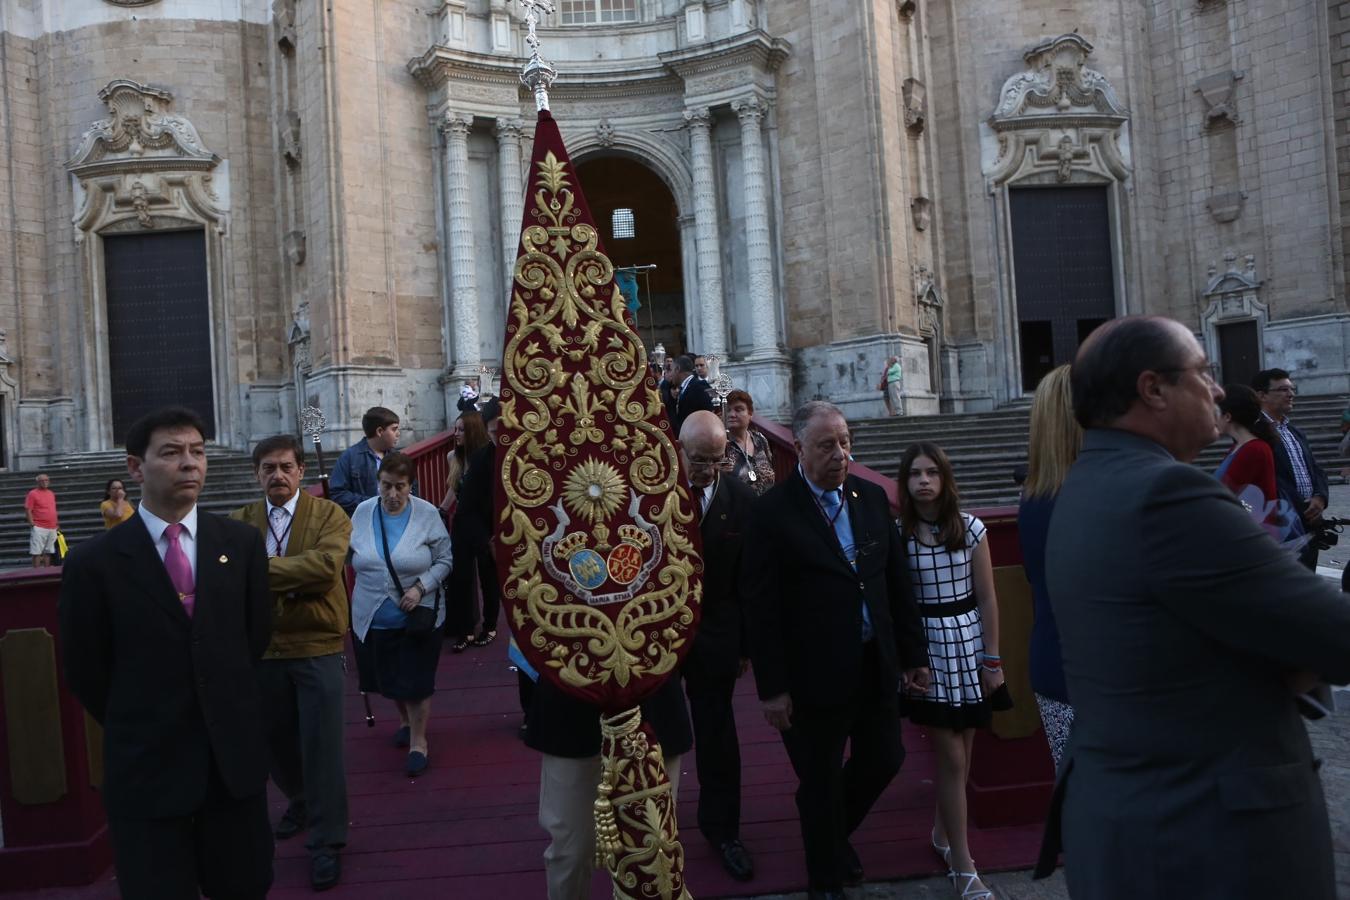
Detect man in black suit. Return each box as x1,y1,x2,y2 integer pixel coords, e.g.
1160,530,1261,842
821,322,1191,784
677,410,757,882
1253,367,1330,570
1033,317,1350,899
60,407,274,899
670,353,714,435
743,400,928,900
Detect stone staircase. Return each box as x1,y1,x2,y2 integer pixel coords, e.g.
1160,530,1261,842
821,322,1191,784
0,448,325,571
850,394,1349,509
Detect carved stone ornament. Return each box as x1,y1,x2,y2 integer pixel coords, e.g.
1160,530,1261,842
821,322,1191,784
915,265,943,336
596,117,615,148
1196,70,1243,131
985,34,1131,188
903,78,927,134
273,0,297,52
911,195,932,231
285,230,307,265
281,111,302,168
287,305,312,370
1199,250,1265,370
1206,190,1246,224
68,80,225,238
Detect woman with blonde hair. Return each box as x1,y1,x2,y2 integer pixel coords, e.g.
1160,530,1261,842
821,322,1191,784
1017,364,1081,767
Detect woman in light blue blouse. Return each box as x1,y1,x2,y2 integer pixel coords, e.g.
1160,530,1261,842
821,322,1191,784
350,451,453,776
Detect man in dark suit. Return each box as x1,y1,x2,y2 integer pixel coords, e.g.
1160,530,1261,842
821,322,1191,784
743,400,929,900
231,435,352,891
677,410,757,882
1253,367,1330,570
526,677,692,900
670,353,714,435
60,406,274,899
1033,317,1350,899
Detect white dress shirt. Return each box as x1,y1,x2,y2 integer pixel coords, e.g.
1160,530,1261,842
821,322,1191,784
138,503,199,581
266,491,301,556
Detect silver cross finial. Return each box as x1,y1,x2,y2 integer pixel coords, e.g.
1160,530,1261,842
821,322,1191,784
517,0,558,111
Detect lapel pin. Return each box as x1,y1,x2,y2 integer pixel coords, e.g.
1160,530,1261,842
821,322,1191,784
851,491,858,499
219,555,229,563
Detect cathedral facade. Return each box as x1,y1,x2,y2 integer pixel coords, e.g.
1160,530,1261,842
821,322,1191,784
1,0,1347,466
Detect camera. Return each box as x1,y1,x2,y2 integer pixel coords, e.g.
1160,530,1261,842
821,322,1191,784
1310,516,1350,553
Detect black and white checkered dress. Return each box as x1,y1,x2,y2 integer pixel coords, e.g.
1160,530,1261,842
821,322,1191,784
900,513,991,730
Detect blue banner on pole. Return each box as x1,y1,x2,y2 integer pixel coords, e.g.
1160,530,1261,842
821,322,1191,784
615,268,641,314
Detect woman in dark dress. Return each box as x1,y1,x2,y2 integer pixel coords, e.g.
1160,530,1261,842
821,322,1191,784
445,410,499,652
1017,364,1080,769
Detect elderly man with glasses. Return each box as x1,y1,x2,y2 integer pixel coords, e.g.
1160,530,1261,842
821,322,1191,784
1254,368,1329,571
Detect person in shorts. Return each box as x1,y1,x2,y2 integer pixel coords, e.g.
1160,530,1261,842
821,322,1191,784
25,473,59,566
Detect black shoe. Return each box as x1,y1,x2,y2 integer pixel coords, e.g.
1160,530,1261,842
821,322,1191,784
406,750,429,777
715,838,753,882
274,805,306,840
392,724,411,748
842,842,864,886
310,850,341,892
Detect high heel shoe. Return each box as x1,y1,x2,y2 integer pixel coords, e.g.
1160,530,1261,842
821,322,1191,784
948,868,994,900
930,831,951,866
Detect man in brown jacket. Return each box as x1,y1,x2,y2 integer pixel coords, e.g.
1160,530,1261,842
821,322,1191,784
232,434,352,892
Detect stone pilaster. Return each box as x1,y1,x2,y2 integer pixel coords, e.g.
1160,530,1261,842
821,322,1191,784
733,97,777,359
683,107,727,359
496,117,525,300
441,113,479,376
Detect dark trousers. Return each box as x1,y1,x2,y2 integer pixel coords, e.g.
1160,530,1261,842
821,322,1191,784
109,765,273,899
780,645,903,891
447,538,499,637
685,673,742,845
258,653,348,854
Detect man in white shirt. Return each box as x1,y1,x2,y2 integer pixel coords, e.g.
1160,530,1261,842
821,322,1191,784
59,406,274,899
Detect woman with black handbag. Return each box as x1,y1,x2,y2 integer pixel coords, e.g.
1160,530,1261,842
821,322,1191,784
350,451,453,776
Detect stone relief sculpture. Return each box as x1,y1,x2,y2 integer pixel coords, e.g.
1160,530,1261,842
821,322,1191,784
903,78,927,134
1196,71,1242,131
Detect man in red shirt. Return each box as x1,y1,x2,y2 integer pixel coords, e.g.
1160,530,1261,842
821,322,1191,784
25,473,59,567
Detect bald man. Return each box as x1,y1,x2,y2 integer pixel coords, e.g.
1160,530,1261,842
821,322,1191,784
678,410,758,882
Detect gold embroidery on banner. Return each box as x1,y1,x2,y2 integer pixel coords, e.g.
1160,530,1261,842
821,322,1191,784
499,150,700,692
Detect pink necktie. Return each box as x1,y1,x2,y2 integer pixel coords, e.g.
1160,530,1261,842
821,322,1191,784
163,522,195,617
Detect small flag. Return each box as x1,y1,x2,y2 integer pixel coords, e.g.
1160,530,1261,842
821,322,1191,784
614,268,640,314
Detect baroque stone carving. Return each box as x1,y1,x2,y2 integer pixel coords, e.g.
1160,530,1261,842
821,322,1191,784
596,117,616,148
1199,250,1265,369
985,34,1131,188
280,111,302,168
915,265,943,336
903,78,926,134
285,230,306,265
68,80,219,175
1206,190,1246,224
911,196,931,231
273,0,297,53
1196,71,1242,131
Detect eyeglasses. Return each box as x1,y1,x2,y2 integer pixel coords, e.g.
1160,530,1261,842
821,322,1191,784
1157,362,1220,384
686,455,731,471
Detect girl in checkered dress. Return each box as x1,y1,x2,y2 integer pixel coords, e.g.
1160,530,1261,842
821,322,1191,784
897,441,1002,900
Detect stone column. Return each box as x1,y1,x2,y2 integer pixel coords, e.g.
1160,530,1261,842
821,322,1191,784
441,113,479,376
733,97,777,358
496,117,525,296
683,107,727,358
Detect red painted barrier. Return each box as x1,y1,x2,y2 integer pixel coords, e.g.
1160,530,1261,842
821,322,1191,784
0,568,112,890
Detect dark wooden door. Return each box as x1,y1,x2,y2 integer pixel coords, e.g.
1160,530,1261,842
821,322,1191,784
1010,186,1116,391
1217,320,1260,388
103,230,215,444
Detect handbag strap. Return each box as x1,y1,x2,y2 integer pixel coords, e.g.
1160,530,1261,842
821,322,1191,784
377,505,439,615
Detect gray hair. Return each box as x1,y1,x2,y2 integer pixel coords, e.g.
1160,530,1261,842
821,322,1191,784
791,400,846,440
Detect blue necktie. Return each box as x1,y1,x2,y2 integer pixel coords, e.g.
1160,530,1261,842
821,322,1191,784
820,488,874,642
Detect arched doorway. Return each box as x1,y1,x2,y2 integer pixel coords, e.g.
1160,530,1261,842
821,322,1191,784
575,155,688,358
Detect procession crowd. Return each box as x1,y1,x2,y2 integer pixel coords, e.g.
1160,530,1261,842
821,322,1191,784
50,316,1350,900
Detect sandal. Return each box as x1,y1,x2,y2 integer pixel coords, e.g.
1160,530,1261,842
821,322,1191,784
948,869,994,900
471,629,497,648
931,831,951,866
450,637,469,653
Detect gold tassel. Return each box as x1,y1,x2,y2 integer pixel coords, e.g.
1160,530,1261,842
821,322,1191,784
593,761,621,870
